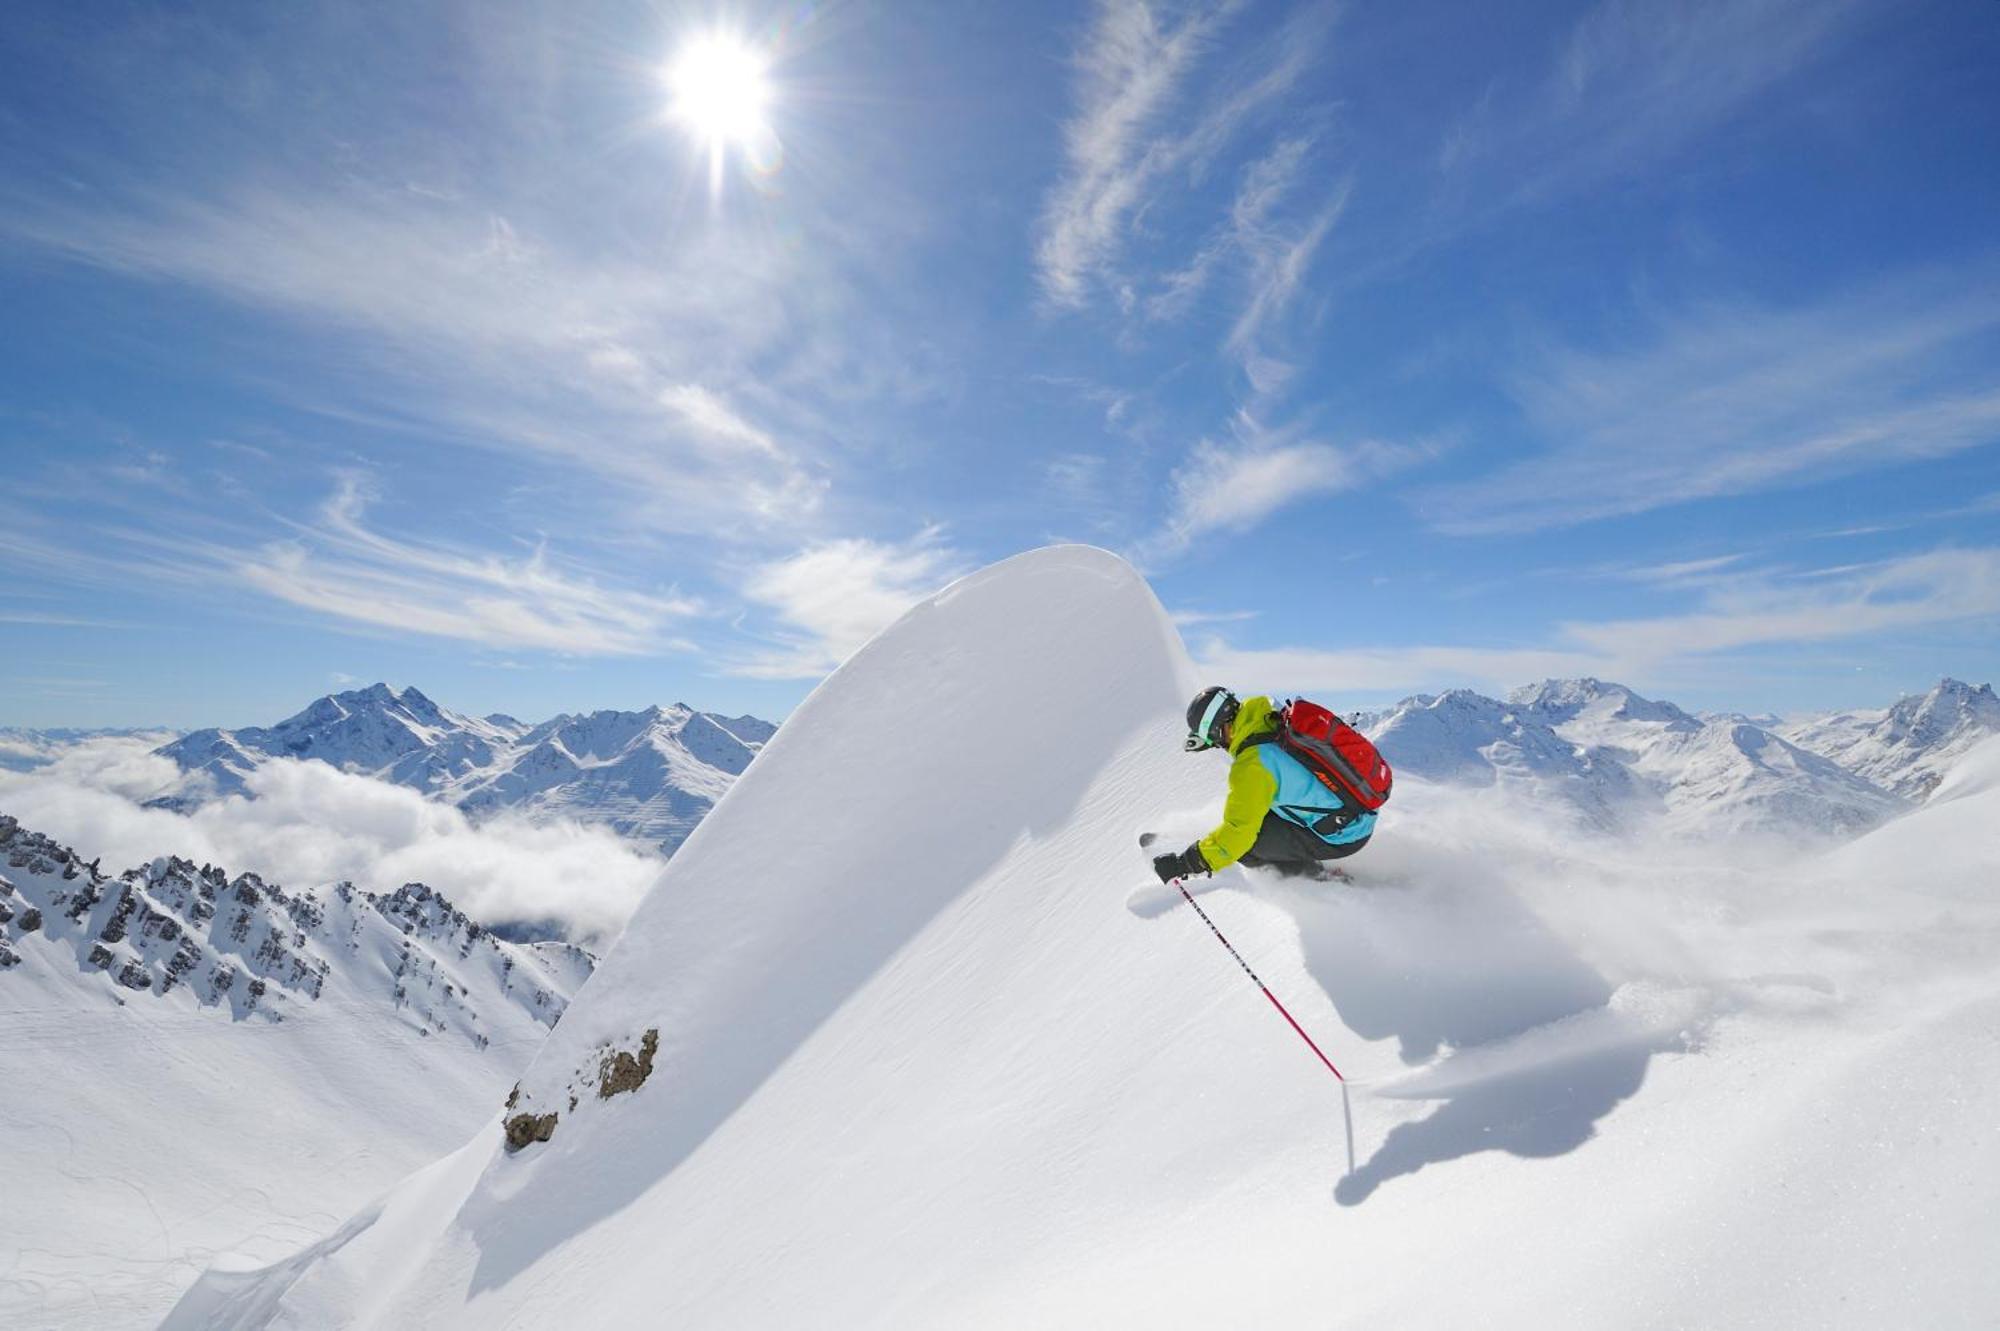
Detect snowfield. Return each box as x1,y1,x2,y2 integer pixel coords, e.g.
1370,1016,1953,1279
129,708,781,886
0,824,593,1328
157,546,2000,1329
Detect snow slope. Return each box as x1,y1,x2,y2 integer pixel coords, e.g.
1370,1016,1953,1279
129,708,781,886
0,820,592,1328
167,547,2000,1328
1354,678,1905,839
1782,678,2000,801
1360,688,1645,829
154,685,775,853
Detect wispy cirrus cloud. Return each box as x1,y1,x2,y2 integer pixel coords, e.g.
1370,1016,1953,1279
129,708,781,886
730,530,970,679
1149,134,1311,321
1424,267,2000,534
1439,0,1873,211
1039,3,1348,554
1561,546,2000,663
0,469,705,657
1147,136,1349,394
1193,546,2000,698
1036,0,1332,314
1138,414,1437,564
229,474,702,655
1036,0,1241,309
3,185,835,533
1191,637,1613,697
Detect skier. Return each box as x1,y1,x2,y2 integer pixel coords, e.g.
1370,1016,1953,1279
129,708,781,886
1151,686,1378,885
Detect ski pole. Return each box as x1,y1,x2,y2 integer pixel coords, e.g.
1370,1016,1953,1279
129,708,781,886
1173,877,1345,1082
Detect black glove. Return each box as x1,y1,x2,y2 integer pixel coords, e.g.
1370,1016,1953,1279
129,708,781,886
1152,844,1210,884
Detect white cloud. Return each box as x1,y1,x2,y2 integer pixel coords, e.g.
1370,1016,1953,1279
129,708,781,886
1562,547,2000,662
1192,638,1614,697
1150,135,1312,321
1426,269,2000,534
1036,0,1333,314
230,474,702,655
3,186,834,534
1143,135,1348,393
732,531,968,678
0,740,663,943
1169,607,1259,627
659,384,783,459
1443,0,1870,210
1619,554,1746,584
1225,182,1346,393
1190,545,2000,700
1140,416,1436,563
1036,0,1237,309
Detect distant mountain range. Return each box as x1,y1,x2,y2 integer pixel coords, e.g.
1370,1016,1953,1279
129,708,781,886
149,683,778,854
1355,677,1997,838
8,678,1994,849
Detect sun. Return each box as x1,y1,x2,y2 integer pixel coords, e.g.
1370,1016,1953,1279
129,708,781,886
664,33,771,152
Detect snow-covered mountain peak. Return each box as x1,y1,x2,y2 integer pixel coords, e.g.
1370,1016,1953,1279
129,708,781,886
1361,687,1640,827
1886,677,2000,745
1508,677,1699,732
149,688,779,853
1780,676,2000,801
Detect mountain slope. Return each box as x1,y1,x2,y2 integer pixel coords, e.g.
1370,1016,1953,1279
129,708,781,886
1782,678,2000,801
166,546,2000,1328
1505,678,1906,837
1356,677,1905,838
153,686,776,852
1359,689,1645,829
0,817,593,1328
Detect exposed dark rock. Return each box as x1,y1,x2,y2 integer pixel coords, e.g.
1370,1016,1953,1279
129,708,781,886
98,887,138,943
597,1028,660,1099
504,1111,558,1152
18,907,42,933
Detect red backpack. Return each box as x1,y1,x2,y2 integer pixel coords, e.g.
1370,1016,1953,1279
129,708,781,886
1272,699,1393,811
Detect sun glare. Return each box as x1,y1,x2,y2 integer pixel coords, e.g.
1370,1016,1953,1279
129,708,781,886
666,34,771,150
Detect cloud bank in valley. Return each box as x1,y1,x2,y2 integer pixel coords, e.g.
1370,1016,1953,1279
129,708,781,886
0,739,662,944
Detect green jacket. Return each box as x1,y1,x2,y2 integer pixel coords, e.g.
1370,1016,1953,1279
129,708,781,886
1196,695,1283,871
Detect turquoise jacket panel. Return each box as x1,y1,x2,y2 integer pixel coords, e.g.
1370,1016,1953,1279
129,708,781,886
1256,743,1377,845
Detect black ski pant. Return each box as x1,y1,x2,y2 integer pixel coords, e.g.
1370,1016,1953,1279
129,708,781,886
1236,810,1369,878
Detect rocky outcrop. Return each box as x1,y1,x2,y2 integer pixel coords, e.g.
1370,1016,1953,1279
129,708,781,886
503,1111,559,1153
598,1028,659,1099
493,1025,664,1154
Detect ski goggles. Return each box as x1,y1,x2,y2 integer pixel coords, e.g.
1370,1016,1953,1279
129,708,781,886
1184,690,1237,752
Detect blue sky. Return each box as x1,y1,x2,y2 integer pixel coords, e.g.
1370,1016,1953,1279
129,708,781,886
2,0,1997,729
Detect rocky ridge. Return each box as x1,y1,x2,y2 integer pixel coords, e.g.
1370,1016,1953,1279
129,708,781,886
0,813,593,1041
